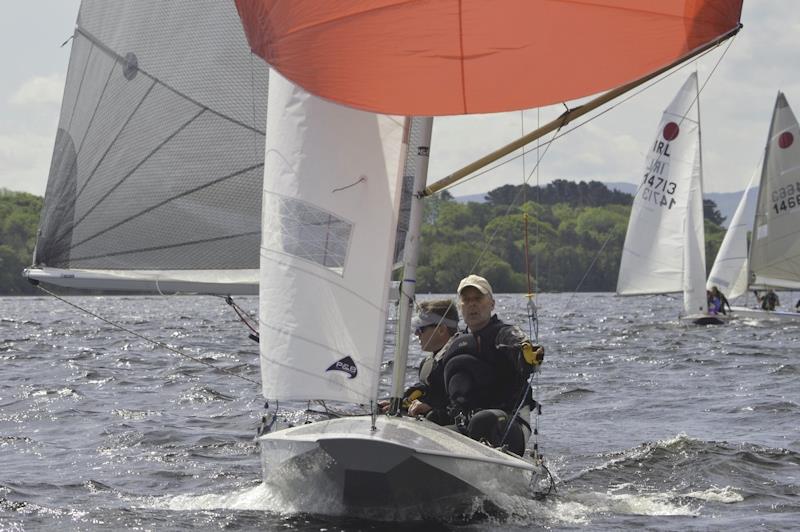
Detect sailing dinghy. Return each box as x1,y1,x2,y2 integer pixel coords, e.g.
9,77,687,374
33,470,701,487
617,73,725,325
27,0,743,514
708,92,800,321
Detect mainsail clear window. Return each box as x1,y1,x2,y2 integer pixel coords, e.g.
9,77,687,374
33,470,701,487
270,194,351,273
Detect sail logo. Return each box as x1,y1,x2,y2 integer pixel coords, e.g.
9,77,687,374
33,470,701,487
778,131,794,149
662,122,680,141
326,356,358,379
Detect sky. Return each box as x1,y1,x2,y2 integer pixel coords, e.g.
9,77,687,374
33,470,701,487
1,1,799,198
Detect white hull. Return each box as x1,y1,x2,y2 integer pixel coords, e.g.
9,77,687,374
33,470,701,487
257,415,533,513
729,306,800,322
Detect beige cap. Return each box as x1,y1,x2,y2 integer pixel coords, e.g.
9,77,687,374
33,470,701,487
457,274,493,296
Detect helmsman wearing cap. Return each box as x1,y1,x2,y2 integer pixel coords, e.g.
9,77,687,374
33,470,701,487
435,274,543,456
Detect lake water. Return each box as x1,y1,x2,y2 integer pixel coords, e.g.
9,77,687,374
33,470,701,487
1,292,798,530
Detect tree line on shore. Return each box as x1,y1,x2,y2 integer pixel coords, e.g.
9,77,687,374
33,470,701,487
416,180,726,293
0,190,42,295
0,181,727,295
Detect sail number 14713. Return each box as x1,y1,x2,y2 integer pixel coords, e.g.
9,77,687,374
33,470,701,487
640,173,678,210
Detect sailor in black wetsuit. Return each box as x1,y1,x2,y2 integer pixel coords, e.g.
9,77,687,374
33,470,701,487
439,274,543,456
405,299,459,424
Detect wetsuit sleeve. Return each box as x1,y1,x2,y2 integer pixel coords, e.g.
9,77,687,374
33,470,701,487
495,325,543,377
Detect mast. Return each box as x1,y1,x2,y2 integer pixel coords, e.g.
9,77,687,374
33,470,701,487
389,117,433,414
685,72,708,315
748,93,782,292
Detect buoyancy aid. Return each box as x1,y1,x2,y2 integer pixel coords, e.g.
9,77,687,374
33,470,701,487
439,315,533,413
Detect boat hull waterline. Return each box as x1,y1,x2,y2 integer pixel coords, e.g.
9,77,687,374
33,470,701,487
728,306,800,322
258,416,534,511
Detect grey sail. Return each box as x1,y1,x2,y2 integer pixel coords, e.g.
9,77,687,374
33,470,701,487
26,0,268,294
748,93,800,290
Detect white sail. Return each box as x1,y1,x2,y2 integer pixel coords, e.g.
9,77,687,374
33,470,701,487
683,140,708,315
259,71,406,403
617,73,704,305
749,93,800,290
26,0,267,294
707,170,759,299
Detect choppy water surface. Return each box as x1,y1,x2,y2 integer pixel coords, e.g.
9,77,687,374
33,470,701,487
1,292,798,530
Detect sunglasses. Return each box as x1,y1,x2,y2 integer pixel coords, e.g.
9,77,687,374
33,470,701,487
414,323,436,335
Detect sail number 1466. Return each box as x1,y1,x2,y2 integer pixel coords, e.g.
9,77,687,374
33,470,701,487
772,183,800,214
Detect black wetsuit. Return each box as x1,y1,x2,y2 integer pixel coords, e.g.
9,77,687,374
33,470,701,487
762,291,779,311
439,315,537,455
410,345,455,425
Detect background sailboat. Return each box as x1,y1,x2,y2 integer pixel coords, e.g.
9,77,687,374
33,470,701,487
707,172,759,299
708,92,800,321
617,73,723,325
26,0,743,515
25,0,267,295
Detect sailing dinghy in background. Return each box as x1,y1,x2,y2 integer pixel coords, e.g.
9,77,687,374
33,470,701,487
25,0,267,295
617,73,724,325
708,92,800,321
26,0,743,515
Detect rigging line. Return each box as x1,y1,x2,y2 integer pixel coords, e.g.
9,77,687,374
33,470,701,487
463,125,563,280
436,36,735,195
34,284,261,387
221,295,259,337
332,176,366,193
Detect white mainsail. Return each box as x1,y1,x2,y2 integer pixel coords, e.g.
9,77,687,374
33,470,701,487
259,71,406,403
617,73,707,317
748,93,800,290
706,171,759,298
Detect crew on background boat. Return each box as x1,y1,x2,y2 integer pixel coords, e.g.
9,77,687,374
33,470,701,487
707,290,721,315
379,299,459,424
438,274,544,456
710,286,731,315
758,289,780,311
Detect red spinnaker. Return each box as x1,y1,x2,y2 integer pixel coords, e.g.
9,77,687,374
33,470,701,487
235,0,743,115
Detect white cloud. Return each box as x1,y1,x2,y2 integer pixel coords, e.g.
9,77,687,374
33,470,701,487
0,132,53,194
10,74,64,106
